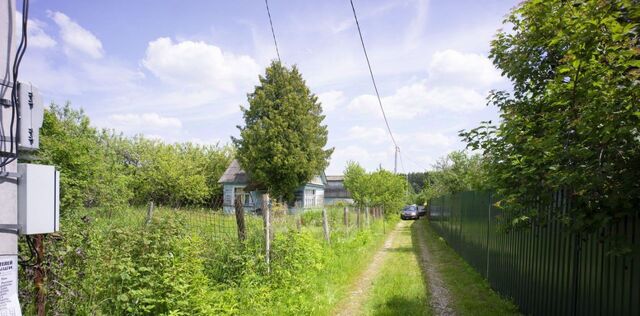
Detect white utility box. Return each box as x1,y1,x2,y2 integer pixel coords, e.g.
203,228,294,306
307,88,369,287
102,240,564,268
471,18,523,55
18,82,44,151
17,163,60,235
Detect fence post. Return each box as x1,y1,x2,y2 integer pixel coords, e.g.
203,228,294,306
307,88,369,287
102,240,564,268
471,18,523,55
262,193,271,273
296,214,302,232
322,207,331,244
33,235,45,316
485,192,491,280
382,206,385,234
356,206,361,229
145,201,154,225
343,206,349,226
235,196,246,242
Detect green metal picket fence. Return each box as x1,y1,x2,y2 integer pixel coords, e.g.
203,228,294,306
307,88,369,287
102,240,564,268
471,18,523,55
429,191,639,316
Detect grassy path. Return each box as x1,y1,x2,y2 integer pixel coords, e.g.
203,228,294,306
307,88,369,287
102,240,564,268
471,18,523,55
332,218,520,316
334,221,404,316
415,219,520,316
363,220,430,315
414,220,455,315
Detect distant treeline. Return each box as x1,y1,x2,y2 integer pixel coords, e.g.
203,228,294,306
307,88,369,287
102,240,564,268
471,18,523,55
34,103,234,212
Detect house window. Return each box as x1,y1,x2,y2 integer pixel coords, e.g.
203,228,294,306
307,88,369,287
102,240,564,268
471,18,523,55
234,187,251,206
304,189,315,207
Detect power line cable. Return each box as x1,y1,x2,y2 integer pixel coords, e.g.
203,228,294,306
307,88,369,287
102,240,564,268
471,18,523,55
1,0,28,170
264,0,281,62
349,0,398,149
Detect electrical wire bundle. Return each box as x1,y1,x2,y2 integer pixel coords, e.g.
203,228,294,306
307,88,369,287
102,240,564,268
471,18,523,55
1,0,29,172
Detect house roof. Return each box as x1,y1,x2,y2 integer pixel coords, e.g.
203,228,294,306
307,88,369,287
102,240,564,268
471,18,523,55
326,175,344,182
218,159,329,187
217,159,249,184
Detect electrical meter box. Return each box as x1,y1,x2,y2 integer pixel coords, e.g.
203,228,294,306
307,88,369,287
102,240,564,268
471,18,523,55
18,82,44,151
17,163,60,235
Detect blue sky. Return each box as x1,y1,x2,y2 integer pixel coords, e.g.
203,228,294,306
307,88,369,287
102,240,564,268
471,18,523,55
17,0,518,174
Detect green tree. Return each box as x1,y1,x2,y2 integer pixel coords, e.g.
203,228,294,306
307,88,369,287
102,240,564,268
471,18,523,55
344,161,408,214
343,161,369,205
38,103,132,211
462,0,640,232
407,172,428,193
233,61,333,201
419,151,487,202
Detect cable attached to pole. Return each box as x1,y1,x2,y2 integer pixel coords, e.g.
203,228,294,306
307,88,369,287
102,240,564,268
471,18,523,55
1,0,29,170
264,0,281,62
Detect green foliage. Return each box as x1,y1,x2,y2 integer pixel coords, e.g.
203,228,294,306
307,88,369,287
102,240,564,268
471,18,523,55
407,172,428,193
37,103,233,210
21,211,225,315
38,103,131,211
461,0,640,232
21,206,389,315
419,151,488,203
344,161,408,214
233,61,333,201
122,137,233,207
343,161,368,203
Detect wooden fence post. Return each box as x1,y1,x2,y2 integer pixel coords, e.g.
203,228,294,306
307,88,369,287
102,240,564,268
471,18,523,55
343,206,349,226
382,206,385,234
296,214,302,232
234,196,246,242
322,207,331,244
356,206,361,229
145,201,154,225
262,193,271,273
34,235,45,316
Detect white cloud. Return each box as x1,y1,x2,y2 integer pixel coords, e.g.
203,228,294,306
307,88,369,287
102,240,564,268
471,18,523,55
346,49,502,120
48,11,104,58
399,131,454,148
404,0,430,48
189,137,223,146
346,126,388,144
328,144,392,174
142,37,260,92
16,13,56,49
108,113,182,130
428,49,502,87
348,81,486,119
317,90,346,112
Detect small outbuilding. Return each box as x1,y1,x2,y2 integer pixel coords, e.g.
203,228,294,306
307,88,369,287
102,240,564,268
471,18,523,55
218,159,332,213
324,175,354,205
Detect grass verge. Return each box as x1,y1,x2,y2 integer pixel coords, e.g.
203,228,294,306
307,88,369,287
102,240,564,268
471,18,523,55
416,219,520,316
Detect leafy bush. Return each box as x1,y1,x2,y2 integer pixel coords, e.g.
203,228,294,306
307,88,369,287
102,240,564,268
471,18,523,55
37,103,233,210
461,0,640,232
21,210,233,315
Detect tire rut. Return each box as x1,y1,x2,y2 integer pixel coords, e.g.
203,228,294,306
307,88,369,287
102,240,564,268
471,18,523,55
415,220,456,316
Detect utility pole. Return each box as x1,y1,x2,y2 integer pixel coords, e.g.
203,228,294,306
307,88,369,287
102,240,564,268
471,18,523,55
0,0,21,314
394,146,398,174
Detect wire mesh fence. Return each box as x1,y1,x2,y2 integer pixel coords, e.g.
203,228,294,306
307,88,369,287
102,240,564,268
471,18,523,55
97,196,390,259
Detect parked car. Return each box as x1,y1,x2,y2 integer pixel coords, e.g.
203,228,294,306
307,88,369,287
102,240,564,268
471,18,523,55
400,205,419,220
417,205,427,217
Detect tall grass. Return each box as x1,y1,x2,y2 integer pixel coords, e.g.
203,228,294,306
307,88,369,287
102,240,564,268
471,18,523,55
18,205,391,315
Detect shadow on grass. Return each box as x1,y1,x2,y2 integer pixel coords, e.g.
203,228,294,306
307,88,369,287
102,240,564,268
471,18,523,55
383,246,414,253
372,295,430,316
